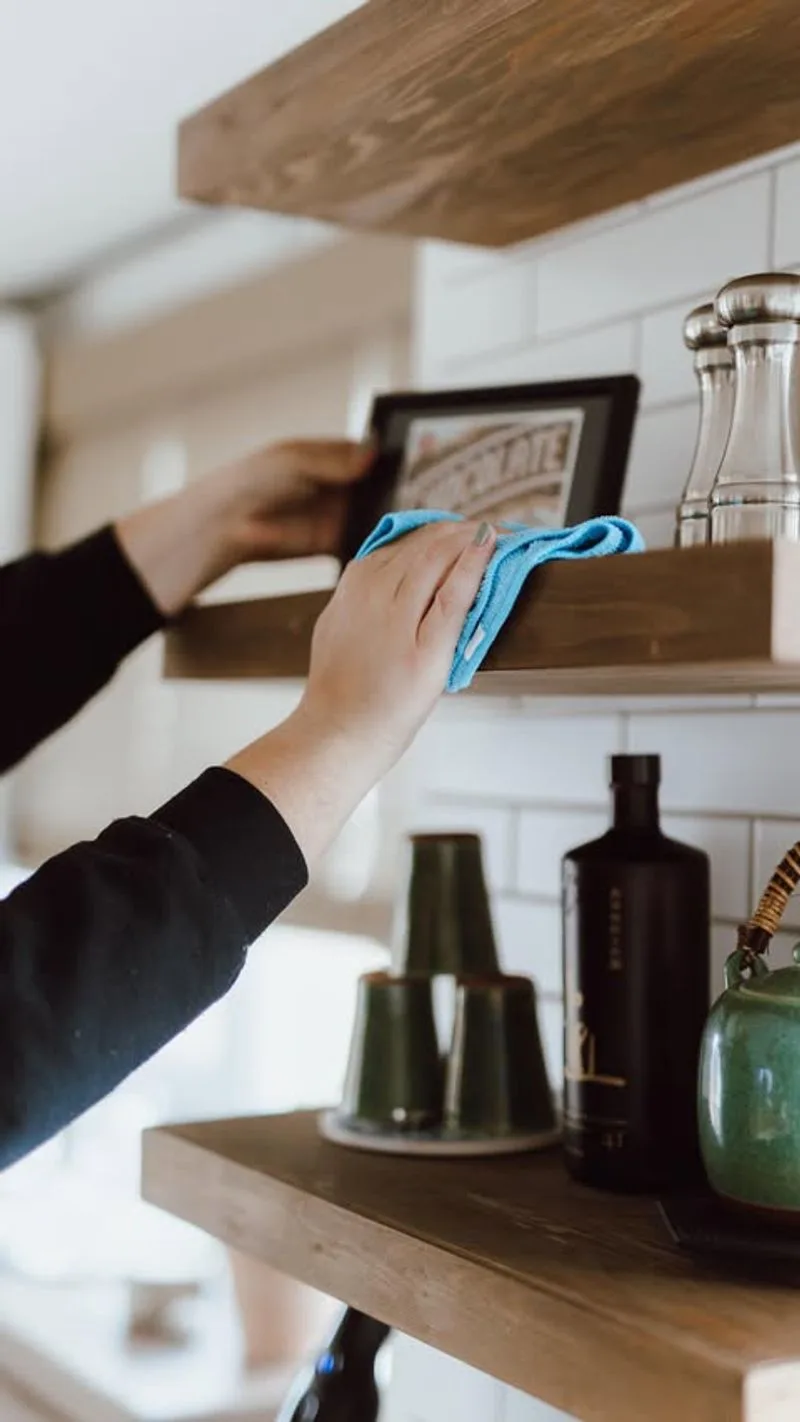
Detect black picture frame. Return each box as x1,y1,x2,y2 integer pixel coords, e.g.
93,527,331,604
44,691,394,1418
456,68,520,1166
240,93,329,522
341,374,640,563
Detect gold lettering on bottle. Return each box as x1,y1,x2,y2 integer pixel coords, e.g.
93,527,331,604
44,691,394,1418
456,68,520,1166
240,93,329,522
609,885,623,972
564,961,626,1087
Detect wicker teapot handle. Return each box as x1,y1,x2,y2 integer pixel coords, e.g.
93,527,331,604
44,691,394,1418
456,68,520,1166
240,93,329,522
739,840,800,957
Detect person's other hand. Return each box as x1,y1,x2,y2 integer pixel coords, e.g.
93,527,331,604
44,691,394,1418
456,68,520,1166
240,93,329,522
116,439,372,617
227,520,495,863
218,439,373,561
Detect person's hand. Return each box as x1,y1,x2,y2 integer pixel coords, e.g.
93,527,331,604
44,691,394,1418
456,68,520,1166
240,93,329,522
300,518,495,775
116,439,372,617
227,520,495,864
216,439,374,561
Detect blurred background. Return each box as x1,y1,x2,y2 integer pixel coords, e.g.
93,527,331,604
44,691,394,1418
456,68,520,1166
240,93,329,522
0,4,408,1418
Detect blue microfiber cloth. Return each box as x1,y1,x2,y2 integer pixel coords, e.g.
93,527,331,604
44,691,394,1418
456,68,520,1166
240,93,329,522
355,511,645,692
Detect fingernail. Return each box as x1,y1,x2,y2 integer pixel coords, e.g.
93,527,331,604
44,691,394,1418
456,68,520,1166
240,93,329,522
473,521,492,547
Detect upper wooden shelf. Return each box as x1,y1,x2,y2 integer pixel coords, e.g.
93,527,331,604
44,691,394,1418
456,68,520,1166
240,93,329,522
142,1110,800,1422
178,0,800,247
164,539,800,696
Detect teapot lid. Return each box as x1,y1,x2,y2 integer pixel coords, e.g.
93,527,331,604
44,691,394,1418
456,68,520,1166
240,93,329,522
728,944,800,998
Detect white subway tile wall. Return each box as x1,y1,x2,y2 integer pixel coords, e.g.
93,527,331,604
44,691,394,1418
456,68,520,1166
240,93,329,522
622,403,698,512
414,252,537,372
418,710,621,805
384,1337,501,1422
388,140,800,1422
660,815,751,922
773,158,800,267
502,1388,575,1422
627,505,674,550
535,174,771,336
516,809,608,899
493,896,561,996
407,797,515,892
455,320,637,389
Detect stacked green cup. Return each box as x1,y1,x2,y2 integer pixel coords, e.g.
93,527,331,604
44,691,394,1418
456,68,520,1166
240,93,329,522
444,974,555,1139
391,833,501,977
337,832,556,1146
340,972,443,1133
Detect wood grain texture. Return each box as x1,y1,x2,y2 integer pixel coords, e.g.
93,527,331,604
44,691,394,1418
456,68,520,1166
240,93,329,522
142,1111,800,1422
163,540,800,694
164,589,329,680
177,0,800,246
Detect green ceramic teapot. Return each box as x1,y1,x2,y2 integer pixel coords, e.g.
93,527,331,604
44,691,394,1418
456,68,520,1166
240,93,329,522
698,840,800,1218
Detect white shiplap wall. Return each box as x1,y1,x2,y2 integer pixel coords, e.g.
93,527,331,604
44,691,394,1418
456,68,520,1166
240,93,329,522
386,143,800,1422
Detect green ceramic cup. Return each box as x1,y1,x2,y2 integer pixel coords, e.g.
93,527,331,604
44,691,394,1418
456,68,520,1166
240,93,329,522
699,944,800,1218
391,833,501,977
340,972,443,1133
444,974,556,1138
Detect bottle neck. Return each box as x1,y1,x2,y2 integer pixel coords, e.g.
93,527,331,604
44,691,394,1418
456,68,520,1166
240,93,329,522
324,1308,390,1366
611,785,660,831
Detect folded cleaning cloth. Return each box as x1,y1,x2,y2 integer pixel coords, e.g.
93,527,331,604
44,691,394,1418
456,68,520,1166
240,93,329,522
355,511,645,692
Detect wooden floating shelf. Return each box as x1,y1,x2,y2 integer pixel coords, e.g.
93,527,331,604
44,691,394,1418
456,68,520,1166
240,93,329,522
178,0,800,247
164,540,800,696
142,1111,800,1422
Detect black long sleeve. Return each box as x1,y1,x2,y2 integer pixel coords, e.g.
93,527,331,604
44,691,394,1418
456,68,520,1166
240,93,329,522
0,525,164,773
0,531,308,1169
0,767,307,1168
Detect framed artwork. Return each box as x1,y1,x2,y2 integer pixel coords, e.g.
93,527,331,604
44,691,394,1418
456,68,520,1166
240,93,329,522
341,375,640,561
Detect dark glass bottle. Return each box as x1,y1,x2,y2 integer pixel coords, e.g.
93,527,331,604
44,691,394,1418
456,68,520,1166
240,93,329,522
276,1307,390,1422
561,754,710,1192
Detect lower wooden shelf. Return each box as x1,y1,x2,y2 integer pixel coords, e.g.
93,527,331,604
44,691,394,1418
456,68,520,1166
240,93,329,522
142,1111,800,1422
162,540,800,696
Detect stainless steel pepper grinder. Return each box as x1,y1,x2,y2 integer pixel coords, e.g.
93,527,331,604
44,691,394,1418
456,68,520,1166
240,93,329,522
710,273,800,543
675,303,734,547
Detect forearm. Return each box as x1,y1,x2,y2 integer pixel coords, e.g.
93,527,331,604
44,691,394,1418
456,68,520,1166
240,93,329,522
0,767,306,1168
114,440,368,618
115,472,247,618
226,706,382,868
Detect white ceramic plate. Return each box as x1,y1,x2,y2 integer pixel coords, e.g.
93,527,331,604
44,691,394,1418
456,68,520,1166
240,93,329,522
319,1111,561,1158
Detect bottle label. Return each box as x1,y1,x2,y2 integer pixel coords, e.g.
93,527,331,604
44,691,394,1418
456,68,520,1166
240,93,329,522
562,867,629,1152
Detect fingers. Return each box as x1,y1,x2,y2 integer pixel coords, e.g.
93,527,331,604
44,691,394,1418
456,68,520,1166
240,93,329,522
340,520,489,632
418,523,495,652
271,439,375,486
389,521,485,625
341,517,462,579
241,493,347,559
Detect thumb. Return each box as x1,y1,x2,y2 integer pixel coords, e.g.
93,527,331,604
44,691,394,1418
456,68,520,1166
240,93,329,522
418,523,495,655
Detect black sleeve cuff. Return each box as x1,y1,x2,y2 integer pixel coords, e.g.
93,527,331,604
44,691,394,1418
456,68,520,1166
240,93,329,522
152,767,309,942
82,525,166,653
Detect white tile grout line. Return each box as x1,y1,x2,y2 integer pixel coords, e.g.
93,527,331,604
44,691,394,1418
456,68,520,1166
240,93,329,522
429,791,754,820
530,251,541,346
767,165,780,270
618,710,631,753
434,154,790,305
642,149,790,214
631,311,644,373
506,808,521,894
427,790,800,827
433,290,721,367
427,296,708,354
494,889,561,909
